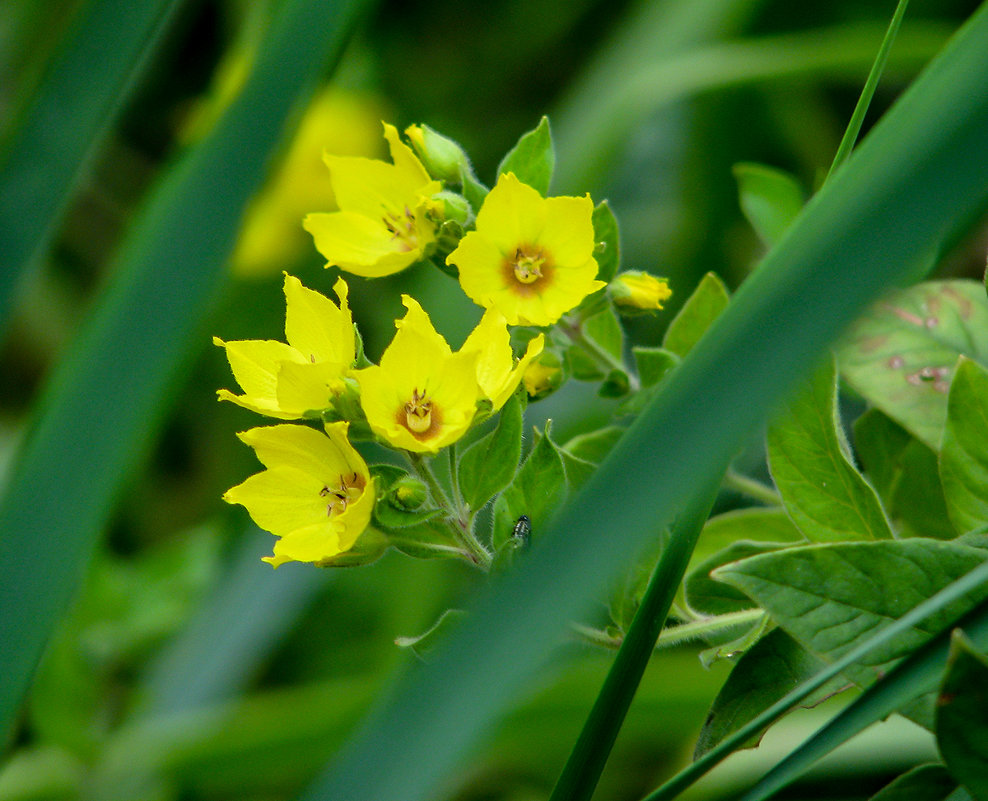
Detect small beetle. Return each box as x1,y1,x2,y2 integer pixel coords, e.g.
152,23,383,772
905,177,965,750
511,514,532,550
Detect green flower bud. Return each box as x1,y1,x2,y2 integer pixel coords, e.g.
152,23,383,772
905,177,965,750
389,476,428,510
405,123,474,185
523,350,564,399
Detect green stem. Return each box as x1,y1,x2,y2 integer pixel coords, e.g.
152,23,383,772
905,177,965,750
572,608,766,651
723,468,781,506
406,451,492,571
825,0,910,182
563,317,642,393
547,476,721,801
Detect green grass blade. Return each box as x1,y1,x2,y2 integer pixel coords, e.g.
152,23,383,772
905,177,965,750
643,557,988,801
301,7,988,801
0,0,371,746
827,0,911,181
555,20,949,192
0,0,185,335
548,479,720,801
737,597,988,801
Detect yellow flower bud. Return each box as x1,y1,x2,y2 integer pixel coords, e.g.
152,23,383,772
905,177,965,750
522,351,564,399
405,123,473,184
609,271,672,315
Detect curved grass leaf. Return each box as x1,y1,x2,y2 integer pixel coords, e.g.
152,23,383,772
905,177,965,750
0,0,184,336
302,8,988,799
936,631,988,800
839,280,988,450
0,0,370,745
767,355,893,541
940,357,988,535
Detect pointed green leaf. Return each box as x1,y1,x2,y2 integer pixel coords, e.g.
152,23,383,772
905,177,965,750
458,393,524,511
891,438,955,539
767,356,893,542
496,116,554,196
733,162,805,248
694,628,846,758
941,357,988,535
853,408,914,505
688,507,805,579
936,631,988,800
632,346,680,388
661,272,730,357
868,764,964,801
591,201,621,283
583,305,623,360
839,280,988,450
492,423,567,552
563,426,624,464
714,538,988,694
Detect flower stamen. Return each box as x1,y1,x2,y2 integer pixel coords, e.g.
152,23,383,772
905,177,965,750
511,246,546,284
320,472,365,517
403,388,433,433
383,205,419,253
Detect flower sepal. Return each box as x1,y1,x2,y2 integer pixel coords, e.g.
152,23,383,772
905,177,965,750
313,525,389,568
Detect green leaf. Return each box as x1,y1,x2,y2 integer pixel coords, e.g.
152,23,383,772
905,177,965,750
688,507,805,579
563,426,625,464
0,0,369,741
891,438,955,540
714,538,988,693
591,201,621,283
661,272,730,357
632,347,680,388
685,540,787,616
458,393,524,511
767,355,893,542
839,280,988,450
492,422,567,552
395,610,467,661
733,162,805,248
853,408,914,506
0,0,184,334
583,305,623,360
941,357,988,535
694,628,846,758
868,764,964,801
936,631,988,800
496,116,554,196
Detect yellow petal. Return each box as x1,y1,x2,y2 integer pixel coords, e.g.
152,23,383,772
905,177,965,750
474,172,546,250
303,211,422,277
275,360,346,415
383,122,433,188
225,465,329,536
283,274,355,365
214,337,308,418
541,194,596,266
238,423,360,481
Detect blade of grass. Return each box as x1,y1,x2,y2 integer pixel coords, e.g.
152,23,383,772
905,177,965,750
301,7,988,801
0,0,372,747
548,477,721,801
0,0,185,336
826,0,911,181
642,555,988,800
738,596,988,801
555,20,949,192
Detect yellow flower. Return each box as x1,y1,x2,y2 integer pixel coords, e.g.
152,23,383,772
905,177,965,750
230,89,387,277
215,275,354,418
609,271,672,313
460,308,544,409
446,172,606,326
355,297,481,454
303,123,443,277
224,422,375,567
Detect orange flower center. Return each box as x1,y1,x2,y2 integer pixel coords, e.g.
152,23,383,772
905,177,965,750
399,388,442,440
320,472,365,517
511,246,546,284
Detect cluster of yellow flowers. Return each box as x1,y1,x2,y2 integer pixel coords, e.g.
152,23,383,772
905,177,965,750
217,121,671,568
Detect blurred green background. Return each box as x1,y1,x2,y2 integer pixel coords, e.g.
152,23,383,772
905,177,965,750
0,0,983,799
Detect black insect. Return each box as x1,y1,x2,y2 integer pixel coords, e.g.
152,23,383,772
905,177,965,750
511,514,532,550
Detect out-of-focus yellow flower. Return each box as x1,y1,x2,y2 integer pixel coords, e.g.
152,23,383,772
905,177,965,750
460,308,544,409
304,123,443,278
231,88,387,277
446,173,605,326
215,275,354,418
224,422,374,567
522,351,564,398
609,271,672,313
355,297,480,454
